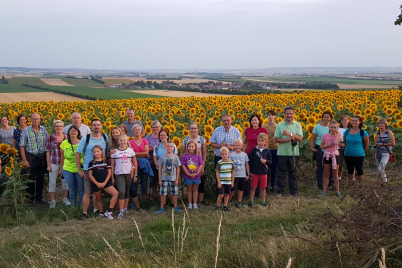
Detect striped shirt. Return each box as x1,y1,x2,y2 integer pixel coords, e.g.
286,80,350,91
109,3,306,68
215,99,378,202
215,160,235,184
19,125,49,154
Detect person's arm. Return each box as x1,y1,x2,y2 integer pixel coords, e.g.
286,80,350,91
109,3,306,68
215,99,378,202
131,156,138,181
363,136,370,151
266,150,272,165
385,131,396,147
13,139,16,149
231,165,235,187
75,152,85,178
319,138,326,150
59,148,65,176
310,133,317,152
154,153,161,169
20,146,29,168
103,168,112,187
245,161,250,180
110,158,115,184
46,151,52,172
334,132,341,146
216,171,221,188
201,143,207,173
242,135,248,152
88,169,100,188
158,165,162,187
175,165,180,186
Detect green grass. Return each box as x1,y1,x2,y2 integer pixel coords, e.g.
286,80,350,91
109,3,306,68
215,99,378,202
102,78,138,84
0,84,43,93
6,77,49,86
61,78,103,87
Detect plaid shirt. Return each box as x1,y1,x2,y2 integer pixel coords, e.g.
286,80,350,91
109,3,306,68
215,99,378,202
210,126,241,157
19,125,49,155
45,133,67,164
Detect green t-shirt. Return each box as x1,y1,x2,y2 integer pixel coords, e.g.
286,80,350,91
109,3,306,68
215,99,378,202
60,140,83,173
274,120,303,156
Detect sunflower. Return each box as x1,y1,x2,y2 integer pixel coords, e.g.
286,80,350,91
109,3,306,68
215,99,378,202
182,129,190,136
5,148,18,156
169,124,176,133
204,125,214,134
306,124,315,133
171,136,181,148
234,124,244,135
5,166,11,176
385,108,393,116
397,120,402,128
243,121,250,129
0,144,10,153
372,115,379,122
307,117,316,124
195,117,201,124
57,113,64,120
145,125,152,135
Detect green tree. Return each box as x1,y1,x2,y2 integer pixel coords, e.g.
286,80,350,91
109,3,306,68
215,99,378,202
395,5,402,25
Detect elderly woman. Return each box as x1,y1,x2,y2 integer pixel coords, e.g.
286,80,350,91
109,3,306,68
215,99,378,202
0,116,16,147
181,122,207,205
146,120,162,200
310,111,332,190
372,118,395,183
344,115,369,185
45,120,70,208
130,124,153,201
13,114,28,153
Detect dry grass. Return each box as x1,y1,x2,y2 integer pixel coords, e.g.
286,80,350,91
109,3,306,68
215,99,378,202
0,92,87,103
40,79,74,86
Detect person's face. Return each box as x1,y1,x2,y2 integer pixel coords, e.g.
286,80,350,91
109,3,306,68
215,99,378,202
111,129,121,140
166,143,174,153
189,124,198,136
133,126,142,137
118,136,128,147
1,117,9,127
221,151,229,160
54,124,64,132
285,109,294,122
71,114,81,126
159,131,168,142
69,128,78,138
251,116,260,128
234,141,242,152
187,143,196,153
322,114,331,123
268,113,276,122
152,124,161,134
222,116,232,129
329,124,338,134
341,117,349,128
257,138,266,148
31,114,41,126
119,126,127,134
351,117,360,127
91,120,102,133
93,147,102,159
19,116,27,126
378,122,386,130
127,110,135,121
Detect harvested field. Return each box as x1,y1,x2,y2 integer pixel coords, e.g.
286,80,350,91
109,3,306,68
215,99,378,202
126,90,232,97
103,77,224,84
337,83,395,89
0,92,87,103
41,78,74,86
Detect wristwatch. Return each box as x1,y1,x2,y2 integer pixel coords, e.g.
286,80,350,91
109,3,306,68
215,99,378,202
290,133,293,137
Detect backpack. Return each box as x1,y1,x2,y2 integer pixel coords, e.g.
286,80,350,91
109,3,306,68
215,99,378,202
83,133,109,154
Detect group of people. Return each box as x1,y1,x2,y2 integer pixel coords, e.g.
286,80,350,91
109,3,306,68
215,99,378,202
0,106,396,219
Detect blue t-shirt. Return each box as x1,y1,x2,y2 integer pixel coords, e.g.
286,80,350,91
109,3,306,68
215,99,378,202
312,124,329,146
76,134,109,170
344,130,368,157
153,143,178,160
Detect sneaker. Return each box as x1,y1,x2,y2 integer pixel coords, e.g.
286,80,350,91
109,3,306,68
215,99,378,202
63,198,71,206
338,177,342,182
215,206,220,210
320,191,326,197
200,201,208,206
336,192,342,198
223,206,229,212
117,211,124,219
49,200,56,209
80,213,88,220
105,211,114,220
192,204,198,210
123,208,128,213
260,201,267,207
236,202,242,208
157,207,164,214
248,201,254,208
93,209,98,214
98,212,105,218
188,204,193,210
174,206,182,212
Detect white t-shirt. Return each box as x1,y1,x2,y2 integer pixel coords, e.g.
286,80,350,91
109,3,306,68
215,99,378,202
63,124,91,137
110,148,136,175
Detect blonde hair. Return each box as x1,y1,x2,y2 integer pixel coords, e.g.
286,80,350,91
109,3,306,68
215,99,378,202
257,133,268,140
378,118,388,129
329,120,339,127
53,120,64,127
184,140,200,156
233,138,243,145
220,146,229,154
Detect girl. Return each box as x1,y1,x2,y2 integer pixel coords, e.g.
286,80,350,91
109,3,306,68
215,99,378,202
111,134,139,219
88,145,119,220
320,120,342,197
373,119,396,183
181,140,204,210
338,115,351,182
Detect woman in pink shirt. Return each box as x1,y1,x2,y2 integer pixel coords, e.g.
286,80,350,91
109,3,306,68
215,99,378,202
129,124,150,198
320,120,342,198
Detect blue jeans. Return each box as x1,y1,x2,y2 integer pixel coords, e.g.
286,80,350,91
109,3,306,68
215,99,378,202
269,149,278,190
62,169,84,206
138,167,149,196
315,144,324,189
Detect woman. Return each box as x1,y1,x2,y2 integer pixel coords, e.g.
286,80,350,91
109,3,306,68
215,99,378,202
45,120,69,208
338,115,350,181
262,110,279,192
60,125,84,206
372,118,395,183
181,122,207,205
310,111,332,190
109,127,124,151
145,120,162,200
129,124,151,200
344,115,369,185
0,116,16,147
13,114,28,153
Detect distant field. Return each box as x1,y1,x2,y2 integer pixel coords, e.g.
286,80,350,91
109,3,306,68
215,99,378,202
61,78,103,87
41,78,74,86
0,84,43,93
128,89,233,97
6,77,49,86
0,92,87,103
102,77,225,84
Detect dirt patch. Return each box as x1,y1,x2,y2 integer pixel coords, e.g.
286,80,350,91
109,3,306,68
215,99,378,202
0,92,87,103
41,79,74,86
126,90,233,97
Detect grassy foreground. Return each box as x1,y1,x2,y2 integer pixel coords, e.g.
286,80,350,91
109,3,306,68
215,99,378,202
0,175,401,268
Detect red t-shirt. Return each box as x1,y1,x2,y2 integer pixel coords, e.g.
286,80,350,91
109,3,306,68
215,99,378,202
244,127,268,154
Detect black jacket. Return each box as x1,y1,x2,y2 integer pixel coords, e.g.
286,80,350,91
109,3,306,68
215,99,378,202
249,146,272,175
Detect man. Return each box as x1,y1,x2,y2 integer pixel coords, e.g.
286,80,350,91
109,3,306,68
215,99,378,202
123,108,143,137
210,114,241,167
75,119,109,220
20,113,49,204
63,112,91,136
274,106,303,196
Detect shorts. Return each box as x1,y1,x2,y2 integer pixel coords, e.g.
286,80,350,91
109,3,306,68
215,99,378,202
231,177,246,192
323,156,340,166
184,179,201,185
84,170,91,194
218,184,231,195
250,174,267,189
160,180,178,196
91,180,113,193
344,156,365,176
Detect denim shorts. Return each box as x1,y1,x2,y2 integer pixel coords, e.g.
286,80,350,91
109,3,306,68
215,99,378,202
184,179,201,185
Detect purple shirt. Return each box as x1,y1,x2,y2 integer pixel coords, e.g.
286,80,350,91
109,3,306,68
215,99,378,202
181,153,203,180
146,134,159,164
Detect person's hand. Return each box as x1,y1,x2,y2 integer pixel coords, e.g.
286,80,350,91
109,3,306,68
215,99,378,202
175,180,179,186
111,177,115,185
220,142,226,148
311,148,317,152
283,130,291,136
110,149,116,154
133,175,138,182
58,169,63,176
23,160,30,168
159,180,162,187
260,158,266,164
217,182,222,189
246,175,250,181
47,165,52,172
339,143,345,148
78,170,85,179
231,182,234,187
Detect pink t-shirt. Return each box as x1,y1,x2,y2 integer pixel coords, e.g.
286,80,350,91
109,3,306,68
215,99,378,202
110,148,136,175
244,127,268,154
130,138,149,153
322,133,338,153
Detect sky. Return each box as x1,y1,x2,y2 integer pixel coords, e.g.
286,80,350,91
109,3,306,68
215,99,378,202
1,0,402,70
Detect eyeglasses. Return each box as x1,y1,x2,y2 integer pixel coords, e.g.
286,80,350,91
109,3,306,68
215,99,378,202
55,125,64,128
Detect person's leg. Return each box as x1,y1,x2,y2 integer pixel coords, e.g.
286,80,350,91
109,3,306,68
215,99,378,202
229,178,238,201
193,184,199,205
276,156,287,195
35,156,47,201
115,175,126,209
355,157,365,184
198,174,205,203
259,175,267,202
82,171,91,214
60,166,69,200
344,156,355,186
48,163,58,201
377,152,390,183
150,163,159,198
269,150,278,190
187,184,193,205
95,191,103,213
332,167,340,193
139,168,148,196
315,145,324,189
323,164,330,193
75,173,85,206
104,186,118,209
63,170,77,205
130,179,139,205
249,174,259,201
216,194,224,207
338,149,344,181
223,193,230,207
288,156,298,195
159,181,167,209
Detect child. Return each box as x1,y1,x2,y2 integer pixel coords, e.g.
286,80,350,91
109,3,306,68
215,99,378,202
157,141,182,213
248,133,272,207
229,139,250,208
111,134,139,219
181,140,204,210
320,120,342,198
88,145,119,220
215,147,235,212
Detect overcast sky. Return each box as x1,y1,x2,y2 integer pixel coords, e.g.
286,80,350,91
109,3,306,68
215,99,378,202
1,0,401,70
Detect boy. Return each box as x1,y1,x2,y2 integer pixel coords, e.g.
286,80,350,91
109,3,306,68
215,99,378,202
229,139,250,208
157,141,182,213
249,133,272,207
215,147,235,212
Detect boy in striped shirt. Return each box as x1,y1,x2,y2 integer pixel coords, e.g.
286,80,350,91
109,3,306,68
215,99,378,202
215,147,235,212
